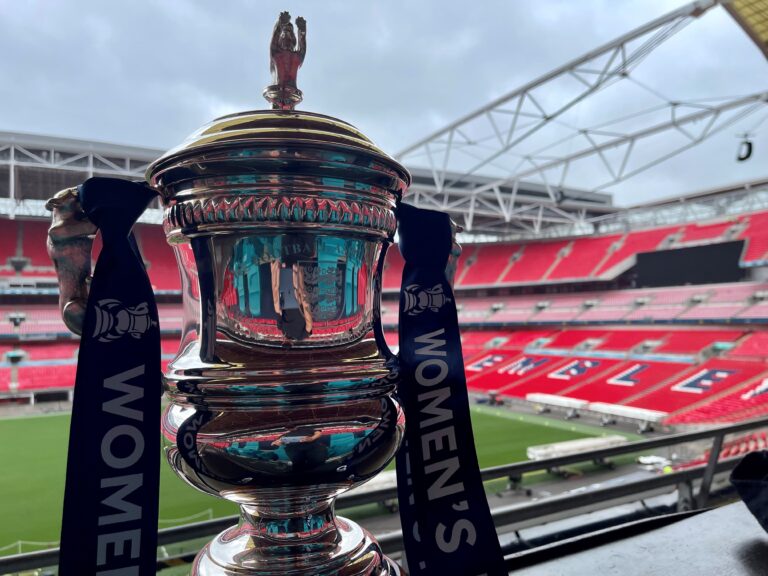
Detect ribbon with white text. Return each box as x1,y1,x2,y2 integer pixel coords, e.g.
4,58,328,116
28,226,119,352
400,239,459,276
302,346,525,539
58,178,161,576
395,203,506,576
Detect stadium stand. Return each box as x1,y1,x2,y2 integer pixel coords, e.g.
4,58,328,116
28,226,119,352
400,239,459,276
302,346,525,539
5,200,768,429
561,361,692,404
739,211,768,265
625,358,767,413
502,240,568,284
680,220,734,244
20,220,53,267
0,223,17,266
501,357,625,398
727,332,768,359
381,246,404,291
548,235,621,280
137,225,179,291
462,244,519,286
14,364,77,391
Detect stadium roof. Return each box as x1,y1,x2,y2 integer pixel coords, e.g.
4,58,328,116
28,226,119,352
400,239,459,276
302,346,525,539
396,0,768,235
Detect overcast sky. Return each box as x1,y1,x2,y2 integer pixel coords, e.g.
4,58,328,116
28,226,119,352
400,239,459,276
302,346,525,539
2,0,767,206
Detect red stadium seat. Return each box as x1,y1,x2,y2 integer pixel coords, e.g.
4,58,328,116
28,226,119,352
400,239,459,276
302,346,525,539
0,218,18,266
0,368,10,392
728,332,768,360
548,235,620,280
680,221,733,244
382,246,404,291
541,329,606,349
594,226,678,277
16,364,77,391
19,342,78,360
461,244,519,286
502,240,569,284
593,329,666,352
564,361,691,404
626,358,766,413
20,220,51,267
739,211,768,264
652,330,742,355
466,352,554,392
137,225,180,291
501,357,623,399
666,374,768,425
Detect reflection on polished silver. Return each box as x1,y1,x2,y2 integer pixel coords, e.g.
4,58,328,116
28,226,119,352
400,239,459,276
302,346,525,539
145,12,411,575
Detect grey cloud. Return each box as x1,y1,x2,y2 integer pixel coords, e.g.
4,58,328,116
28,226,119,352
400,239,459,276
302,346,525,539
0,0,765,206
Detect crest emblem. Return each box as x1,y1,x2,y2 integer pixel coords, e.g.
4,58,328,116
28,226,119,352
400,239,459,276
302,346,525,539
92,299,156,343
402,283,452,316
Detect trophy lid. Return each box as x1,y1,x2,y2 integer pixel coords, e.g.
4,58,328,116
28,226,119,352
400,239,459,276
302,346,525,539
146,12,410,197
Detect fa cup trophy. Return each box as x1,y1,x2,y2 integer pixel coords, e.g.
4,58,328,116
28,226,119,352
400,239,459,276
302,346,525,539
49,12,409,575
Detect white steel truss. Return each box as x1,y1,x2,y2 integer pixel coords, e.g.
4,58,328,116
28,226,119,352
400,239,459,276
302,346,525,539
0,132,164,223
396,0,768,235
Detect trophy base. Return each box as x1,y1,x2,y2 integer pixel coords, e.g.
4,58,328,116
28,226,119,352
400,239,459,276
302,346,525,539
191,515,404,576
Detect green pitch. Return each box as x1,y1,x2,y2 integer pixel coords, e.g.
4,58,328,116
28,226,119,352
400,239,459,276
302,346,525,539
0,406,622,555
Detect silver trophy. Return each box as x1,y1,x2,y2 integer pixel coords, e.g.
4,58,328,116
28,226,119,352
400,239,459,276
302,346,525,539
48,12,409,575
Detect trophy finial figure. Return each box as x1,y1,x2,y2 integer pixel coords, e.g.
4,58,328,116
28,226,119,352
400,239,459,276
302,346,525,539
263,11,306,110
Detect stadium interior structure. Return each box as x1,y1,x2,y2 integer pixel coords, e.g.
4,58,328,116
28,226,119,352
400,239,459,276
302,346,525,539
4,175,768,433
2,0,768,571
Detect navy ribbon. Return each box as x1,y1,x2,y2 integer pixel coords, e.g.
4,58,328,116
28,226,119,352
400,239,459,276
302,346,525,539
59,178,161,576
395,203,506,576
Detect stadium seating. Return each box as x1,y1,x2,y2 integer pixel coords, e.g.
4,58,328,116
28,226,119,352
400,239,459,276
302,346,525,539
727,332,768,360
652,330,742,354
739,211,768,265
0,306,68,335
680,221,733,244
594,227,678,278
15,364,77,391
0,221,17,266
460,330,511,351
137,225,179,291
540,329,607,349
461,244,519,286
381,246,404,291
625,358,767,413
593,330,666,352
666,376,768,425
6,206,768,429
501,357,624,398
452,245,476,285
18,342,78,360
5,207,768,291
466,351,553,392
563,361,691,404
548,235,620,280
20,220,52,267
502,240,568,284
0,369,10,392
457,297,498,322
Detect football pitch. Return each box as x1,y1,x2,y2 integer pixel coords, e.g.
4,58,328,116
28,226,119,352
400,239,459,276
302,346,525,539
0,406,631,555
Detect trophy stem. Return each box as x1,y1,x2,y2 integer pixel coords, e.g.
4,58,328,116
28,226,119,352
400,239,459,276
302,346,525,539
191,498,404,575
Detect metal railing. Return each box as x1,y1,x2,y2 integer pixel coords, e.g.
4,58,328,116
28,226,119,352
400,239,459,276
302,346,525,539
1,415,766,573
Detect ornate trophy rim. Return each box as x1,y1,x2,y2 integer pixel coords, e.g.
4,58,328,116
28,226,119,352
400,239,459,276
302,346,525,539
146,108,411,198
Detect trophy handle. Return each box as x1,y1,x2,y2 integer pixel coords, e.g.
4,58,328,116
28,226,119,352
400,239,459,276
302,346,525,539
372,243,396,362
46,187,97,336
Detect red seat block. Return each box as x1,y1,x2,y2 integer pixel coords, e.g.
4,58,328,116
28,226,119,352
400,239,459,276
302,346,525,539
627,359,766,413
564,361,690,404
549,235,620,280
501,357,622,398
